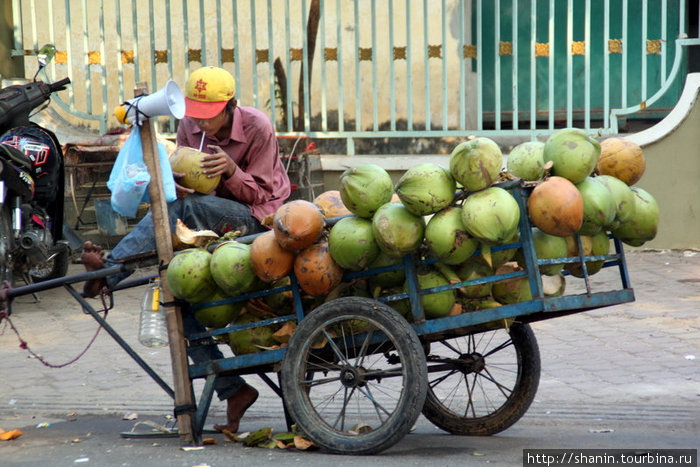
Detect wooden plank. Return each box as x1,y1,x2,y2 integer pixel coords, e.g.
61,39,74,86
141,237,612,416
134,82,196,445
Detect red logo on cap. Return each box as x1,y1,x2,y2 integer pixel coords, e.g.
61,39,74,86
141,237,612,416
194,79,208,99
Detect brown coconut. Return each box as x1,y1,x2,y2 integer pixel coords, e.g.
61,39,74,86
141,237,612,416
313,190,352,218
527,176,583,237
293,240,344,297
596,138,646,186
249,230,295,282
273,200,325,252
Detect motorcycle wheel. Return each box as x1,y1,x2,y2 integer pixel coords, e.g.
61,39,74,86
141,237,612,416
0,204,13,284
29,244,69,283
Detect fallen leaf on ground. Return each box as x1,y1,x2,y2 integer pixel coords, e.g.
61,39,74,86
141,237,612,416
293,436,316,450
0,429,23,440
222,429,248,442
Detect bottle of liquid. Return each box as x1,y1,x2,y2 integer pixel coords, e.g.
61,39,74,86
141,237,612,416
139,279,169,348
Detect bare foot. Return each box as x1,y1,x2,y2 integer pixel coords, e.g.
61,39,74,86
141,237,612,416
213,384,259,433
81,241,108,298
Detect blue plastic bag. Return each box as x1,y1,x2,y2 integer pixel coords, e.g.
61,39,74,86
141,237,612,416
107,127,176,218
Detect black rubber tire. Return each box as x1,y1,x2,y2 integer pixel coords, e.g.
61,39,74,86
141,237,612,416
421,322,540,436
29,244,69,283
0,205,13,285
281,296,427,455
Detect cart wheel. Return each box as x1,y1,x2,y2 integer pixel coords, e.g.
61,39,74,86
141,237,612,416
281,296,427,455
422,322,540,435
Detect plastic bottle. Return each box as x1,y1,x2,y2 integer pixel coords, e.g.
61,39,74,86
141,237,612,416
139,279,169,348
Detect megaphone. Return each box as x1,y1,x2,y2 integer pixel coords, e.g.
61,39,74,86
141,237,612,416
114,79,185,126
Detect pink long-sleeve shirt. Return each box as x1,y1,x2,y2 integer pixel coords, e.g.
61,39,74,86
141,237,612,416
176,105,291,223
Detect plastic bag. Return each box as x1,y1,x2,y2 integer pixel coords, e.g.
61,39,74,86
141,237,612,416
107,127,176,217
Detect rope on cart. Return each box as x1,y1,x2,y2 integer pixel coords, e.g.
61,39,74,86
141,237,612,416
0,293,110,369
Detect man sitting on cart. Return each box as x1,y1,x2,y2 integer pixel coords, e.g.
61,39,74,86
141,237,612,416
81,66,291,433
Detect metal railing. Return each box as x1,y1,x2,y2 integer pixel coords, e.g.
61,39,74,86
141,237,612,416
10,0,700,154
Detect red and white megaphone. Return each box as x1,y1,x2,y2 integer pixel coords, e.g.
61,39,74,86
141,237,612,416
114,79,185,126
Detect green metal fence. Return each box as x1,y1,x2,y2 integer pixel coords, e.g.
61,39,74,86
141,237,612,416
9,0,700,153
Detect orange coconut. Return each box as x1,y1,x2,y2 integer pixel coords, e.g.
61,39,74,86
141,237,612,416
312,190,352,218
596,138,646,186
249,230,295,282
527,176,583,237
273,200,325,252
293,240,343,297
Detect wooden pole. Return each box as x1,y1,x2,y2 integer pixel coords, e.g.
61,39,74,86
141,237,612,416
134,82,196,445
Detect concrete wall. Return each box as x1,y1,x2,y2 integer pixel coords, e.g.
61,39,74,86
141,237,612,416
626,74,700,250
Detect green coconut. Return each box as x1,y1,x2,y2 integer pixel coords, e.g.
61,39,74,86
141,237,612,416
492,264,532,305
425,207,478,265
449,137,503,191
170,147,221,194
209,241,257,296
506,141,546,181
455,256,494,298
192,288,243,329
612,187,659,247
576,177,617,235
516,227,568,276
543,128,601,184
227,314,278,355
461,187,520,244
490,233,520,269
262,277,295,316
542,273,566,297
405,267,456,319
339,164,394,218
565,230,610,278
367,250,406,290
328,216,380,271
395,163,456,216
166,248,217,303
459,297,503,312
372,202,425,257
382,286,412,321
595,174,637,230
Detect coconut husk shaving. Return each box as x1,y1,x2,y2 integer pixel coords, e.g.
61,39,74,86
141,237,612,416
272,321,297,344
172,219,219,250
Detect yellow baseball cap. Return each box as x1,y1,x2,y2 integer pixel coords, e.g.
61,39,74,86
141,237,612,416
184,66,236,119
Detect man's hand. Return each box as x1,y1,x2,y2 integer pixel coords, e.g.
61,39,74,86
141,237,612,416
173,172,195,198
202,144,238,179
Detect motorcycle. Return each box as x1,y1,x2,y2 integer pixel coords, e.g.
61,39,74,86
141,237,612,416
0,44,72,288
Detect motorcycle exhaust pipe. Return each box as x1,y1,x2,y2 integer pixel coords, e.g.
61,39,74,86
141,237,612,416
19,230,48,263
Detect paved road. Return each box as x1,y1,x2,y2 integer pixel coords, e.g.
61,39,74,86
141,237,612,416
0,249,698,465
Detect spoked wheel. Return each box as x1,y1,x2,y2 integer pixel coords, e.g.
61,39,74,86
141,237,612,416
422,322,540,435
29,243,69,283
281,296,427,455
0,205,13,285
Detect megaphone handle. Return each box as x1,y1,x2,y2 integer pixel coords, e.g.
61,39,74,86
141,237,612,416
126,97,149,126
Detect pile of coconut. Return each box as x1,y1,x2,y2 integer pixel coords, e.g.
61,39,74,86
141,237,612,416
165,128,656,354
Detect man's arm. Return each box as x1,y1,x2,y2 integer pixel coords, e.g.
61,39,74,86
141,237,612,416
219,126,281,206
